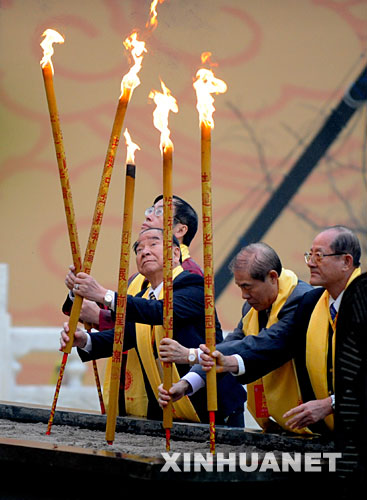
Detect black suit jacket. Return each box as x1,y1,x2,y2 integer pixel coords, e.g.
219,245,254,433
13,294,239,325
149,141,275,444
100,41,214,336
78,270,246,423
191,279,312,381
214,284,329,434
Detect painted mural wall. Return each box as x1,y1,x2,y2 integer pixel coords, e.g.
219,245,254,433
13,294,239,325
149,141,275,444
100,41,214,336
1,0,366,333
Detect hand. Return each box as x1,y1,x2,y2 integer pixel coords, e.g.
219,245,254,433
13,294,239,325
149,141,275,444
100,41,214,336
159,338,190,364
283,397,333,430
60,322,88,351
157,380,190,409
79,299,100,326
199,344,239,374
72,272,108,303
65,265,77,291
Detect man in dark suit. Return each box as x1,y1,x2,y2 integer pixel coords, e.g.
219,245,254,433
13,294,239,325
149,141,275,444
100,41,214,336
158,242,312,433
63,195,202,330
60,228,246,424
185,226,362,434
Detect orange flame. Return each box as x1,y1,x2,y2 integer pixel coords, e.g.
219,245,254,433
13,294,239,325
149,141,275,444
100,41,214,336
149,80,178,153
121,32,147,97
146,0,164,30
193,55,227,129
201,52,218,67
40,29,64,74
124,128,140,164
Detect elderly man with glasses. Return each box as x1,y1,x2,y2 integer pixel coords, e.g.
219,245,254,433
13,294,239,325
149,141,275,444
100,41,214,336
61,194,204,410
62,195,202,330
159,226,362,434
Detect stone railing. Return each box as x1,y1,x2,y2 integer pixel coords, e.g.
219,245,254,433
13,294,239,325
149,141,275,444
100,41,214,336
0,263,100,412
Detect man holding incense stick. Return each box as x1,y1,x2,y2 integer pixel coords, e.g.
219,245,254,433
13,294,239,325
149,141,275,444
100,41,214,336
158,242,312,433
161,227,362,434
60,228,246,424
62,195,202,330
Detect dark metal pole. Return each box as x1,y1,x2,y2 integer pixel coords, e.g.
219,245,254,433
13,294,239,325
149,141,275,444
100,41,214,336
215,66,367,298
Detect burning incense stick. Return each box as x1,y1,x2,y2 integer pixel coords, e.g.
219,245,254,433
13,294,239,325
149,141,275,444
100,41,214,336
40,30,105,431
43,30,146,434
193,54,227,454
149,80,178,451
106,129,139,445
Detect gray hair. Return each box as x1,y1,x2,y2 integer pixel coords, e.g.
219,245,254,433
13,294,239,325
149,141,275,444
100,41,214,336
229,242,282,281
325,226,361,267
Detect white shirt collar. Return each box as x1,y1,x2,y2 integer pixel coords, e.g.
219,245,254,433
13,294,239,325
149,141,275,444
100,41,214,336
148,282,163,299
329,290,345,312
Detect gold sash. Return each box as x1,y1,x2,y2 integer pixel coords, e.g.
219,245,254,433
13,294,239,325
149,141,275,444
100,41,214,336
102,244,192,411
245,269,311,434
125,265,200,421
103,243,190,410
180,243,190,263
102,272,148,412
306,267,361,431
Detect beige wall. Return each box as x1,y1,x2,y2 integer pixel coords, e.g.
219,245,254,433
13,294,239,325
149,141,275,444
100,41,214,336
0,0,366,330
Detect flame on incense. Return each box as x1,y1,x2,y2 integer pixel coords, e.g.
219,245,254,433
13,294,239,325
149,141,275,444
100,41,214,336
121,32,147,96
124,128,140,164
40,29,64,74
193,53,227,129
146,0,165,30
200,51,218,67
149,80,178,153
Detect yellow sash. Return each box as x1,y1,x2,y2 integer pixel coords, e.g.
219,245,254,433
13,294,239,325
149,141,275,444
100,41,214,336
126,265,200,421
306,267,361,431
180,243,190,263
102,273,148,412
102,244,192,412
245,269,311,434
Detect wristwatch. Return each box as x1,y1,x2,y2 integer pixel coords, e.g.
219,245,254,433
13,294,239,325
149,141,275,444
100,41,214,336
103,290,114,308
188,348,197,365
330,394,335,412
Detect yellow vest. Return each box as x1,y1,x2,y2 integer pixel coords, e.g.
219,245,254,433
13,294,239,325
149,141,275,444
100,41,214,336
306,267,361,431
244,269,311,434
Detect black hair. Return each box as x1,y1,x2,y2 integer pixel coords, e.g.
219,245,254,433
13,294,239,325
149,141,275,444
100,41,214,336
229,242,282,281
153,195,198,246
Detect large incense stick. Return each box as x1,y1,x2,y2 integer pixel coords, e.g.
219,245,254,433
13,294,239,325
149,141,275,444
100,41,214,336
162,144,173,451
193,57,227,454
40,31,105,433
149,80,178,451
200,121,217,454
44,30,146,434
106,129,139,445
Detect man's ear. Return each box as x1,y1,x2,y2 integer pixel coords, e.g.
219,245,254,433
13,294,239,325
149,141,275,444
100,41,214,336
173,223,188,242
268,270,279,283
343,253,354,271
172,245,181,265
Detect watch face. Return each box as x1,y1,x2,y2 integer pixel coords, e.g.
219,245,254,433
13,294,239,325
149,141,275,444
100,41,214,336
105,292,113,305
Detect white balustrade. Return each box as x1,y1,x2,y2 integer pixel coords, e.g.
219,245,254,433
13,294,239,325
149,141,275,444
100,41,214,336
0,264,100,412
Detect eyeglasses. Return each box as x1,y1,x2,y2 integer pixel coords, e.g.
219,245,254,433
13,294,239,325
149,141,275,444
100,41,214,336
145,206,164,218
304,251,347,264
144,206,181,225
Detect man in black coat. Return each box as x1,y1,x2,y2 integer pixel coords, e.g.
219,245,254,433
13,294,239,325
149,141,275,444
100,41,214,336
158,242,312,433
185,226,362,434
60,228,246,425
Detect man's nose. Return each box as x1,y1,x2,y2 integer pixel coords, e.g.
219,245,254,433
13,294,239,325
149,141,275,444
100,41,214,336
140,245,151,256
241,290,250,300
307,258,316,268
